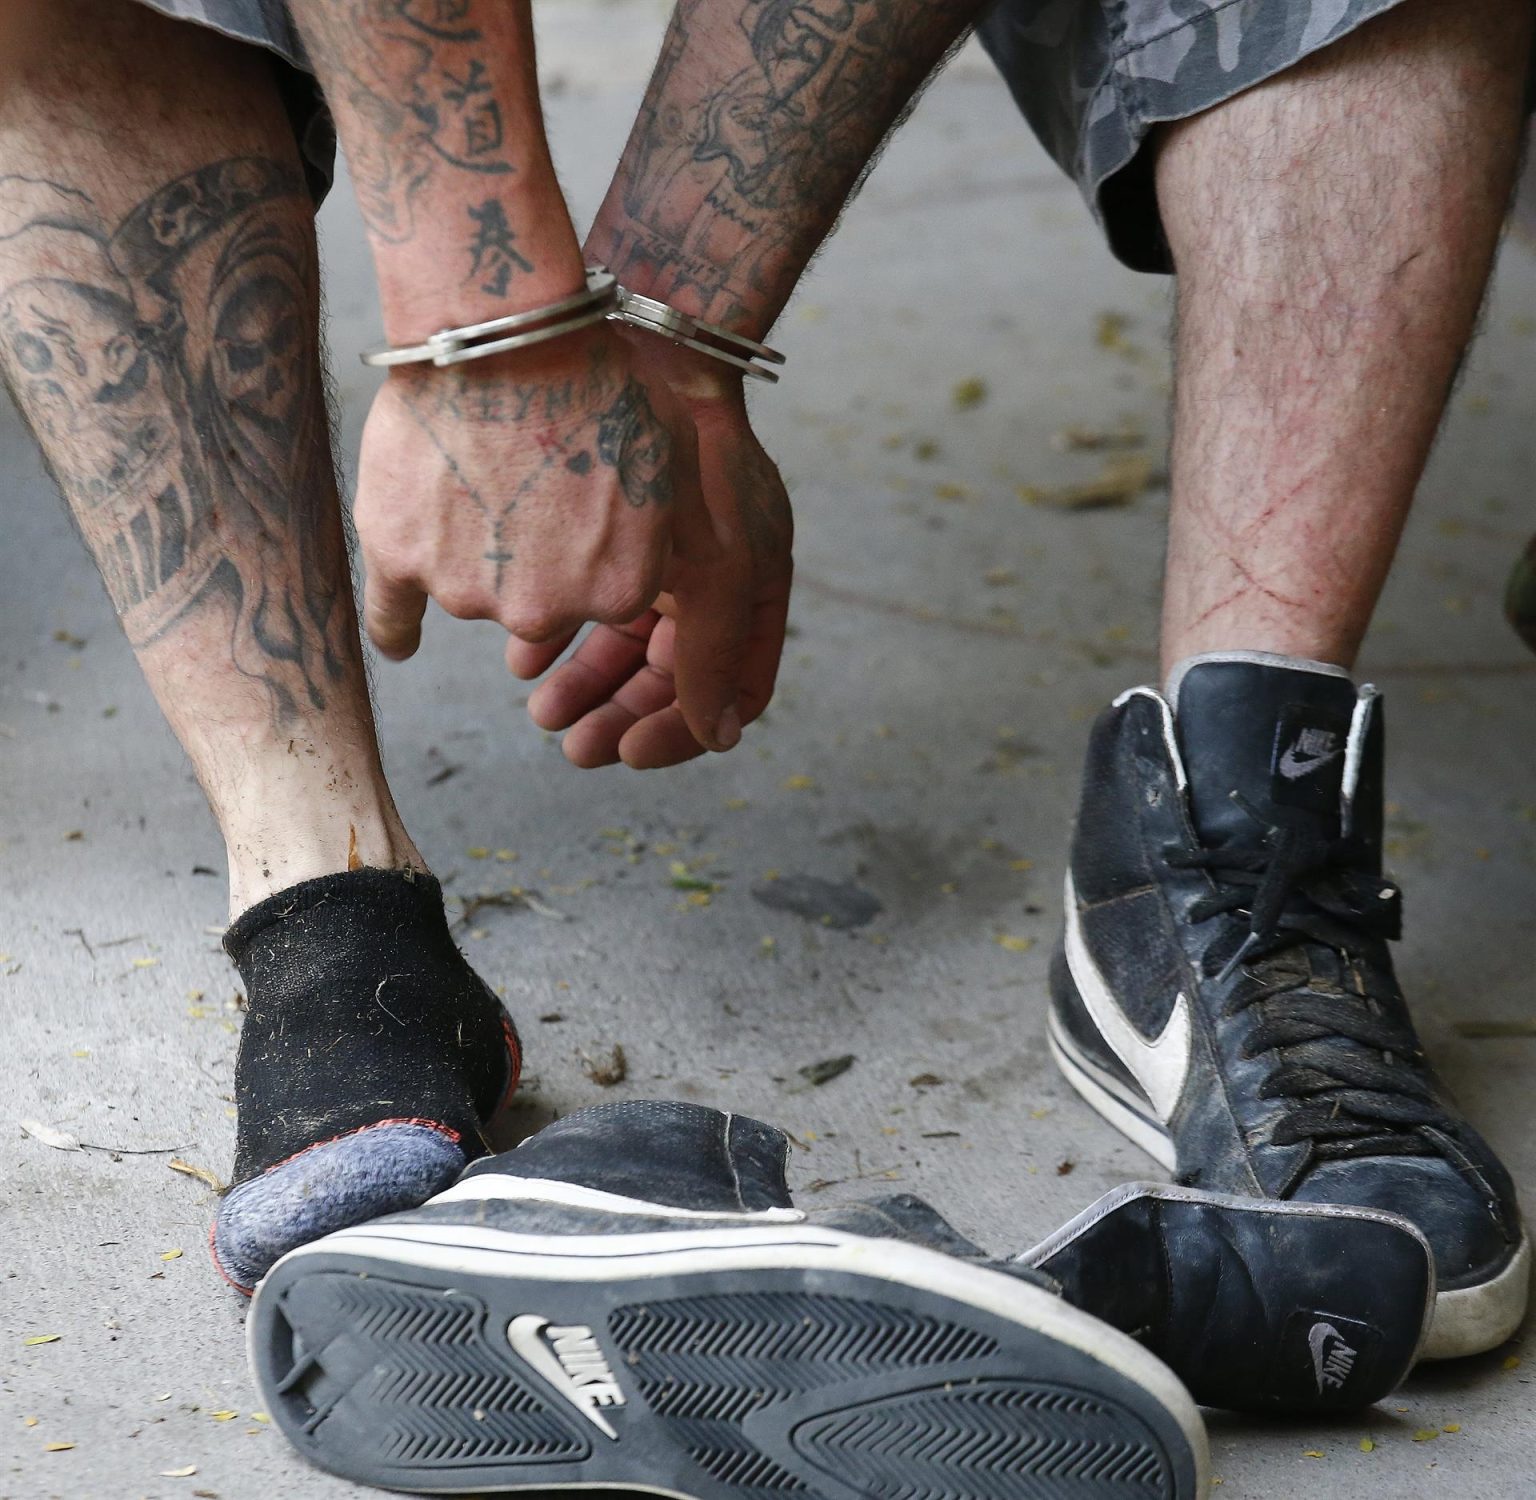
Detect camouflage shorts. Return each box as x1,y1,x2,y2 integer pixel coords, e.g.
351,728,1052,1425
130,1,334,203
137,1,1486,274
976,0,1419,272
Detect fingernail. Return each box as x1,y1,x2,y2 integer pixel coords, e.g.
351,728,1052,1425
715,706,742,751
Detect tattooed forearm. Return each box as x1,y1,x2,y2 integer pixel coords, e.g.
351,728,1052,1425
0,160,352,727
592,0,987,328
289,0,515,244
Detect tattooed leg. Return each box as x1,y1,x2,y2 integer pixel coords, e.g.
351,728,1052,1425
0,0,523,1290
1156,0,1534,672
0,0,423,916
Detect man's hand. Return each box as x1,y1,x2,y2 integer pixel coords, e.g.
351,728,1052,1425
354,327,753,755
518,345,793,769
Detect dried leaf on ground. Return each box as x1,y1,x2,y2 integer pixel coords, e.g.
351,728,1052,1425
798,1055,856,1088
169,1158,227,1193
581,1044,628,1088
1019,456,1159,511
457,889,570,926
19,1119,81,1152
1051,425,1146,452
952,378,989,411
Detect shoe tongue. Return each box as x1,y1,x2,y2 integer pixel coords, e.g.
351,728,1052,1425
1169,655,1359,847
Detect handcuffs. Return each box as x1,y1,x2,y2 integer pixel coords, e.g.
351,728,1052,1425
361,266,786,384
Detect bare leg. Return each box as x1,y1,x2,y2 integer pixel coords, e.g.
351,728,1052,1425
1157,0,1534,674
0,0,422,916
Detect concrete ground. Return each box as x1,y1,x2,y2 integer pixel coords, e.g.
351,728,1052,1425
6,6,1536,1497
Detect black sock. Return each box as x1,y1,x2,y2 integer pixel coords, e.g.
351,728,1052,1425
211,867,519,1290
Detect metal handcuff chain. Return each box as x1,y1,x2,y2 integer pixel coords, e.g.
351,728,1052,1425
610,286,786,384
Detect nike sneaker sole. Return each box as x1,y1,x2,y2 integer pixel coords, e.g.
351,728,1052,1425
1048,977,1531,1362
249,1215,1210,1498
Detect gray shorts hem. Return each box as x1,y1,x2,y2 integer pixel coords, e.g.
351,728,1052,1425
980,0,1414,273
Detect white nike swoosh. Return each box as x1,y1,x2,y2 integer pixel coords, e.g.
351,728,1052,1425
506,1315,619,1440
1063,875,1191,1122
1277,746,1342,780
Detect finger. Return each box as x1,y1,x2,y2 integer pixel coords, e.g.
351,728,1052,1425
619,580,789,768
618,704,708,770
505,628,580,683
558,704,627,769
363,566,429,661
560,660,677,767
525,613,658,729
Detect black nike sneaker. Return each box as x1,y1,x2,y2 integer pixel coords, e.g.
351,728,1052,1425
1014,1182,1432,1414
251,1101,1210,1499
1050,652,1528,1359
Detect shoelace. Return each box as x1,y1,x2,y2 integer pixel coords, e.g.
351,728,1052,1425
1164,795,1456,1162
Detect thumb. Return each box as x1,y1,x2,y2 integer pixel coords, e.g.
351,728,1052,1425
363,563,429,661
668,484,750,755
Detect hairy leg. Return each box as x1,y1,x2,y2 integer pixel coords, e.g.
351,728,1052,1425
0,0,421,915
1157,0,1534,674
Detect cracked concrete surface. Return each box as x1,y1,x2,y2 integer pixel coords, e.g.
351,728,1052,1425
5,9,1536,1497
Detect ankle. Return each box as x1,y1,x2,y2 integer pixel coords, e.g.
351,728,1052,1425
1159,631,1360,686
225,806,425,917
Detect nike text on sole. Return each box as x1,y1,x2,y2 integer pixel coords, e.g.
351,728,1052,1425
249,1220,1210,1499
